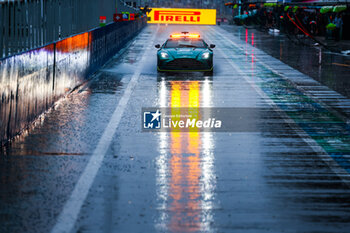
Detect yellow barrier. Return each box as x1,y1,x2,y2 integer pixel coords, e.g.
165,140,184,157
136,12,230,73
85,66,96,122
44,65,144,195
147,8,216,25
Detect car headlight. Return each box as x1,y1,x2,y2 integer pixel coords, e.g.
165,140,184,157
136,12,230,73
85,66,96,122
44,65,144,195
202,52,210,59
160,52,169,59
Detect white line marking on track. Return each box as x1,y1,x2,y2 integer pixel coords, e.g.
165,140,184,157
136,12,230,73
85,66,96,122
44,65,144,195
50,25,159,233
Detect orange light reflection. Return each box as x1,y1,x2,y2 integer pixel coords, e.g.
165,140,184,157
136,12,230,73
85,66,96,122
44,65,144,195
169,80,201,232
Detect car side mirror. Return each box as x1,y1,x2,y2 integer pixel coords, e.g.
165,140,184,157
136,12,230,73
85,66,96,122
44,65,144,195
155,44,160,49
210,44,215,49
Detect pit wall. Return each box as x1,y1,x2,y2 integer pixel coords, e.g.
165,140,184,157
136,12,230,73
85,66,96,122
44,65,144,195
0,17,147,146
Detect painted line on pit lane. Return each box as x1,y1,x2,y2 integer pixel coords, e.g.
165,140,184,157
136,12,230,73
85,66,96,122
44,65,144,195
205,29,350,186
50,25,160,233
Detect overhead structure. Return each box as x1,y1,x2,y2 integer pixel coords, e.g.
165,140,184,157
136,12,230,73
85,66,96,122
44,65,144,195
147,8,216,25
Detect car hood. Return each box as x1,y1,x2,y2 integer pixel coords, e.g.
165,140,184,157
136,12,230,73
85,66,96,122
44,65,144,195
164,48,207,59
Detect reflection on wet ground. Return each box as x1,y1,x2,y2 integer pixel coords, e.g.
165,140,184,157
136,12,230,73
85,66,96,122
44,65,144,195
2,25,350,233
156,78,216,232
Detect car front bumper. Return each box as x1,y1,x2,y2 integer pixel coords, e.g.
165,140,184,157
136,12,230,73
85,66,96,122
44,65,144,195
157,58,213,72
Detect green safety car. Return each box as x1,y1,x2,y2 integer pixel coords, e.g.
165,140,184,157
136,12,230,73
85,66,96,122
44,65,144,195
155,32,215,73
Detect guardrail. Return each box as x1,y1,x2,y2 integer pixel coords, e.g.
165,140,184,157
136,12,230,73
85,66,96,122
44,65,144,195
0,17,147,146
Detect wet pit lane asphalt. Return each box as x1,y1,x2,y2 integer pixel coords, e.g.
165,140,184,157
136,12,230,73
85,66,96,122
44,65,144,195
1,25,350,233
221,25,350,99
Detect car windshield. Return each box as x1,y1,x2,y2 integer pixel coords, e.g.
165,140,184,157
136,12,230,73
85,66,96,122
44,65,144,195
164,39,206,48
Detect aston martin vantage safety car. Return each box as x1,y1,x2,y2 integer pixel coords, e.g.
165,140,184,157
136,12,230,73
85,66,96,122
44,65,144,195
155,32,215,73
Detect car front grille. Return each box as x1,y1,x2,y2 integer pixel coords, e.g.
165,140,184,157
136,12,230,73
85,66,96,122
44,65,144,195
165,58,207,70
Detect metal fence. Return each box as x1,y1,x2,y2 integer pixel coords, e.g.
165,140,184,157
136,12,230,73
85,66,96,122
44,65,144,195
0,0,139,59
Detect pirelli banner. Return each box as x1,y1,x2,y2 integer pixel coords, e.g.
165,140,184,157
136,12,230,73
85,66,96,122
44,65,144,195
147,8,216,25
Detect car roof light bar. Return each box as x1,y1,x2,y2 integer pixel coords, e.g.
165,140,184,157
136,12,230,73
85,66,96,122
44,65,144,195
170,33,200,38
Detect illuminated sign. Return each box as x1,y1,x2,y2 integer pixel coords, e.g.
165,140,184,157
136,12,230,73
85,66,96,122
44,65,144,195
147,8,216,25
